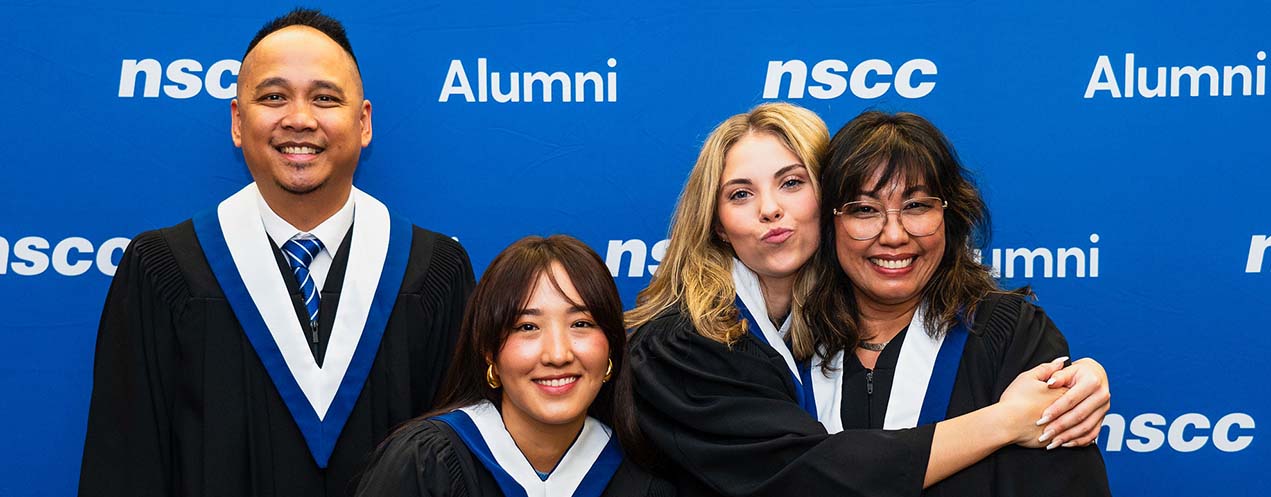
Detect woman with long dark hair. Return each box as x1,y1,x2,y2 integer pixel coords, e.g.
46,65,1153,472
804,110,1110,495
627,103,1110,496
357,235,670,497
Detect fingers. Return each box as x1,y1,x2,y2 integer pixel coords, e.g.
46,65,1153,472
1012,357,1112,450
1065,358,1108,387
1046,365,1074,389
1043,383,1111,449
1028,358,1073,425
1038,376,1088,426
1042,358,1110,416
1005,384,1066,448
1027,356,1069,383
1055,405,1107,448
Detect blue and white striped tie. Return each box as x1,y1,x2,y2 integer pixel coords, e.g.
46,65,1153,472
282,236,325,330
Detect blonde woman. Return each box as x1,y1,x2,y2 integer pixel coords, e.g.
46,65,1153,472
627,103,1110,496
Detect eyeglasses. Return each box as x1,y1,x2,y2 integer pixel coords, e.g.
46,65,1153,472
831,196,948,241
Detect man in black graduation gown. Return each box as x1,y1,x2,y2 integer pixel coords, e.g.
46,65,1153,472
79,9,474,497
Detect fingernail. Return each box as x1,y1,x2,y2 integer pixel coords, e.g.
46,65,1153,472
1051,356,1069,364
1039,430,1053,443
1062,442,1076,448
1046,377,1057,386
1046,439,1061,450
1035,415,1051,426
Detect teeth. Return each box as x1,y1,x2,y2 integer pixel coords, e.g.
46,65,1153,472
534,377,578,387
279,146,319,154
870,257,914,269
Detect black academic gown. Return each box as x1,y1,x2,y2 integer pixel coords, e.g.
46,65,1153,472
630,308,935,497
354,418,675,497
841,293,1112,497
79,219,475,497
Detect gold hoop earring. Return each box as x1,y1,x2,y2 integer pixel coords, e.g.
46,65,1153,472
602,358,613,383
486,364,501,389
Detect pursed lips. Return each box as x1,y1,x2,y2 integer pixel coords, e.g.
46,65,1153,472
762,227,793,243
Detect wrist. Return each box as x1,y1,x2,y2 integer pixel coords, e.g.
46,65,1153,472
983,403,1022,447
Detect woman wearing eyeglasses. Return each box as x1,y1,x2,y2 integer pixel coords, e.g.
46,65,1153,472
803,111,1110,495
627,103,1111,496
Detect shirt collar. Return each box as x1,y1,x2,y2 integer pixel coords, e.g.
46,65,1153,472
256,189,355,257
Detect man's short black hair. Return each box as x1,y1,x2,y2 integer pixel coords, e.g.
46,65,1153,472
243,7,359,71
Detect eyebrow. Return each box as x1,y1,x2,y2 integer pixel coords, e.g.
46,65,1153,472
720,163,806,191
859,184,931,198
516,305,590,317
773,163,806,177
253,77,290,92
253,78,347,98
311,80,347,97
904,184,931,196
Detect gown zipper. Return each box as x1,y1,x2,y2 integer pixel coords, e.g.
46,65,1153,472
865,369,876,427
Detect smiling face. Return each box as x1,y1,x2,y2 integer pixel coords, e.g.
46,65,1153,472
231,25,371,198
834,170,946,310
494,263,610,435
715,131,820,286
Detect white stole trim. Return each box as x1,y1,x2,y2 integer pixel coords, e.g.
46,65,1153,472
883,305,945,429
812,350,845,434
459,401,614,497
730,259,844,433
217,183,390,420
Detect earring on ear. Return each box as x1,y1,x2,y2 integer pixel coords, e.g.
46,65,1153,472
486,364,502,389
714,224,729,245
602,358,614,383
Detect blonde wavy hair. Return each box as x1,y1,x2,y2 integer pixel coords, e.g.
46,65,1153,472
626,102,829,359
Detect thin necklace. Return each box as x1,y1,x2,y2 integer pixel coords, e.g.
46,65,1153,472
857,340,888,352
860,323,910,352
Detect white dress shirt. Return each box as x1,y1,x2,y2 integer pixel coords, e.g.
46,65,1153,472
256,191,356,293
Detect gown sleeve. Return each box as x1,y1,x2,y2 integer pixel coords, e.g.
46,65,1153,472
412,233,476,415
973,293,1112,497
356,420,474,497
630,310,934,497
78,230,184,497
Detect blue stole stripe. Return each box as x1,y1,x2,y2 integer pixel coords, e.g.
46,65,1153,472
573,438,622,497
436,410,529,497
191,208,412,468
734,297,817,418
916,321,969,425
435,410,624,497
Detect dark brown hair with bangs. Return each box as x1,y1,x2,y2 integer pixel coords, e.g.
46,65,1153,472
424,234,651,463
802,111,1002,364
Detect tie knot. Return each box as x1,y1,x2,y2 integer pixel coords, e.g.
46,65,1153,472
283,237,324,269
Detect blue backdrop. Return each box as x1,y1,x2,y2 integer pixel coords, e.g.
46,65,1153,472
1,1,1266,495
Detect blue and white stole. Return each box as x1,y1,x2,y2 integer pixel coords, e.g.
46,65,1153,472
881,305,970,429
435,400,623,497
191,183,411,468
731,260,846,434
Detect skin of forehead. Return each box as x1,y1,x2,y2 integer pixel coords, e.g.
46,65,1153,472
238,25,364,98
